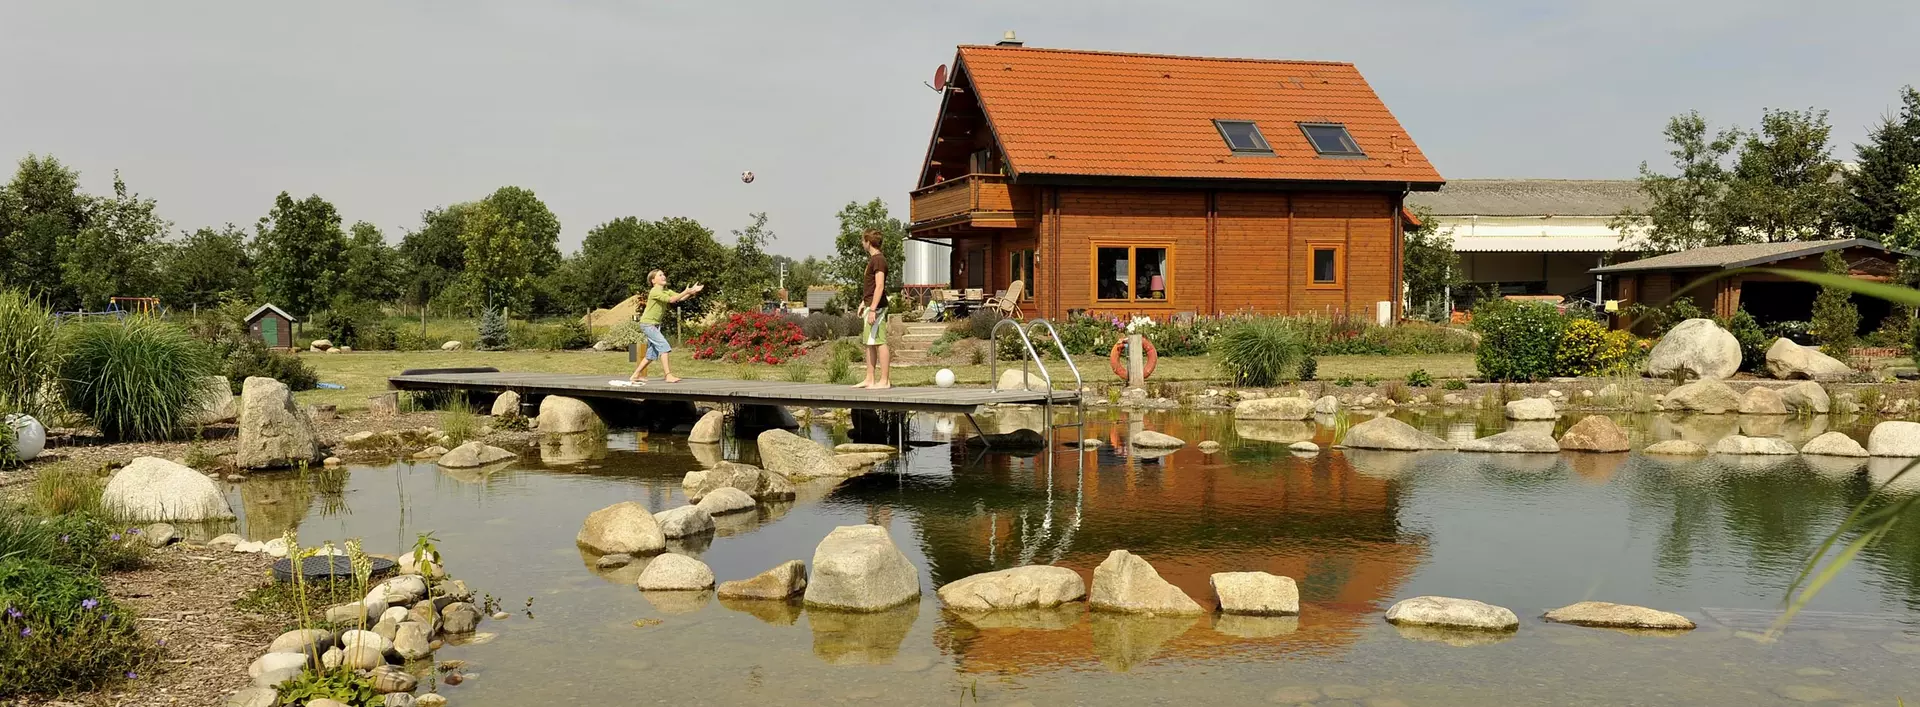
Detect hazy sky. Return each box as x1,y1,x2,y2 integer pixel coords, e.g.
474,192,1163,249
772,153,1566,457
3,1,1915,257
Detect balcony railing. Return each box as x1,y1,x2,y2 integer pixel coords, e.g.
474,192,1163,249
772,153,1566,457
909,174,1033,231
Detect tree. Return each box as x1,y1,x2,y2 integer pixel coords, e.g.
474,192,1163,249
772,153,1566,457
399,204,471,309
254,192,347,319
1610,112,1739,252
0,154,91,307
551,216,729,315
720,212,776,311
1810,249,1859,358
831,198,905,307
1890,165,1920,251
160,224,254,310
1843,86,1920,237
1400,207,1463,321
459,187,561,314
1720,108,1849,243
338,221,404,304
61,172,168,310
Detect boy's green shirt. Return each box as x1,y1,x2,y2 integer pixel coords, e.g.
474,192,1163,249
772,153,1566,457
639,285,678,325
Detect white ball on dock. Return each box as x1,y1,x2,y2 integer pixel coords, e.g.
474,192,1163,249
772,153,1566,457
934,369,956,388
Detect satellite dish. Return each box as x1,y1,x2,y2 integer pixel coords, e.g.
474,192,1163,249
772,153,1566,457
933,64,948,90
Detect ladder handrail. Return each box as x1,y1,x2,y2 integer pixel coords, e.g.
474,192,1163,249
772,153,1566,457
1022,318,1082,397
988,317,1051,392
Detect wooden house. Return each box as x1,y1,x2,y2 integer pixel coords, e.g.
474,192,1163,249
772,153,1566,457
907,38,1443,321
1591,238,1912,333
245,304,297,350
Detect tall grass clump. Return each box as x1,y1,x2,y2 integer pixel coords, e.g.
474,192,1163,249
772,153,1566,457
785,361,810,382
30,464,107,517
59,318,218,442
826,349,853,384
1211,318,1306,387
0,290,62,420
440,396,478,446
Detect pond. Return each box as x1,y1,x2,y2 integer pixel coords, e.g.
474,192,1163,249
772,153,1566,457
225,408,1920,706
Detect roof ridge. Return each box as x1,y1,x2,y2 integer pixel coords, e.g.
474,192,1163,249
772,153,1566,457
957,44,1355,67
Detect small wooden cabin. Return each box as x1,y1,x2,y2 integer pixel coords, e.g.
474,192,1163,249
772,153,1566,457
907,39,1443,321
1592,238,1913,334
245,304,298,350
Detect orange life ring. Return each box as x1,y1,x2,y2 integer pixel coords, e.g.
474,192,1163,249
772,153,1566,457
1109,338,1158,380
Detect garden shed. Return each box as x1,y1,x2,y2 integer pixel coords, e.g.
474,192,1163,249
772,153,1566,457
245,304,298,350
1591,238,1912,333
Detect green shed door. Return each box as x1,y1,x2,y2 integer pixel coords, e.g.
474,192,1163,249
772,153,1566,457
261,319,279,348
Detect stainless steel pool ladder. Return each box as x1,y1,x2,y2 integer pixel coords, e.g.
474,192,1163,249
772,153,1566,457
984,318,1087,442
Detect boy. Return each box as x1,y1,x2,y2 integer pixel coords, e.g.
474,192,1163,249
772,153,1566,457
627,270,703,384
853,229,891,389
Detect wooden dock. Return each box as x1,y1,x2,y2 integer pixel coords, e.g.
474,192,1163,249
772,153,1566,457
386,371,1079,414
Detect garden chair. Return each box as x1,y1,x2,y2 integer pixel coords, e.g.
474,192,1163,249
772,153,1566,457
986,280,1025,319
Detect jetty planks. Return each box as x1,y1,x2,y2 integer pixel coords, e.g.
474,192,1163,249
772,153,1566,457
386,371,1077,414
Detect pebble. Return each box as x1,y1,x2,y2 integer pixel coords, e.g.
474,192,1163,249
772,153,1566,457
491,612,510,620
416,695,449,707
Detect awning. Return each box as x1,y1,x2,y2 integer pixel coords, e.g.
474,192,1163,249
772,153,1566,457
1446,235,1626,253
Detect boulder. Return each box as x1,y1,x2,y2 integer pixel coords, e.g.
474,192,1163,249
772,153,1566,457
836,452,892,471
247,652,309,681
757,428,842,479
654,505,715,538
1710,435,1799,455
1289,441,1320,454
695,487,756,516
1764,338,1852,381
397,549,441,577
1197,440,1221,453
1646,318,1742,380
834,443,897,454
1559,415,1630,452
411,446,449,459
1130,430,1186,449
635,553,715,590
489,390,521,417
341,644,386,670
688,410,725,444
209,533,244,548
938,566,1086,611
324,599,384,624
1209,571,1299,616
439,602,481,634
1504,398,1558,421
576,501,666,555
1459,430,1561,453
101,457,235,522
1341,417,1454,451
193,376,238,425
1235,396,1314,421
1088,550,1204,616
1312,395,1339,414
1779,381,1832,414
441,340,463,351
380,575,428,605
1868,421,1920,457
393,621,432,660
225,687,278,707
368,664,417,694
802,525,920,611
266,628,334,656
1643,439,1708,456
717,560,809,600
234,377,321,469
436,441,514,468
139,522,178,548
1738,386,1787,415
537,396,599,434
1660,379,1740,414
1801,431,1868,457
1384,596,1519,632
997,369,1048,390
309,339,333,352
339,629,391,654
1542,601,1695,630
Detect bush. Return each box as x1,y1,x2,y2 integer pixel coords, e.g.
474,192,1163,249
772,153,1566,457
0,290,61,420
0,555,159,699
686,311,809,364
224,339,318,393
354,324,397,351
1055,315,1123,356
1766,320,1812,345
1470,300,1565,382
393,328,430,351
1555,318,1612,376
1811,250,1860,358
1406,369,1434,387
309,299,383,349
1443,379,1468,390
273,668,382,706
1211,318,1306,387
831,338,865,364
1719,309,1769,372
549,319,592,350
964,310,1004,340
1297,355,1318,382
601,321,645,349
477,309,509,351
790,312,862,341
59,318,219,442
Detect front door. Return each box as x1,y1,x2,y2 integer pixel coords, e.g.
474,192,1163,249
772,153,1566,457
966,248,987,289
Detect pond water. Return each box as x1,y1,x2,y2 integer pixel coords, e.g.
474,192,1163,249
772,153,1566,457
224,409,1920,706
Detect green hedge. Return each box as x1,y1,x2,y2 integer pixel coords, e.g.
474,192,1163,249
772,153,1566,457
1470,300,1566,382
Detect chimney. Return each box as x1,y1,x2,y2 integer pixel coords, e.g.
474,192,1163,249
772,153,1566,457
997,30,1023,47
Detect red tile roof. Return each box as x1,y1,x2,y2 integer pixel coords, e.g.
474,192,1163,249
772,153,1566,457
955,45,1443,186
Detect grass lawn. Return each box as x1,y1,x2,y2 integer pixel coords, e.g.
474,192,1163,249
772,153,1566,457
295,349,1478,411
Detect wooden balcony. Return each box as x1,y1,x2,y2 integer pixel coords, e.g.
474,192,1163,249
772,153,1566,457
908,174,1036,235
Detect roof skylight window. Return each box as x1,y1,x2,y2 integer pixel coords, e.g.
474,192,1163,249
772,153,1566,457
1299,123,1364,157
1213,120,1273,155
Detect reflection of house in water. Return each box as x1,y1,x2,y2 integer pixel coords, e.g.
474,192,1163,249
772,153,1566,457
898,414,1427,673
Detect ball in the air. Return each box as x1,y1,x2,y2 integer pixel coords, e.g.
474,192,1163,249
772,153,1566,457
740,170,755,183
934,368,956,388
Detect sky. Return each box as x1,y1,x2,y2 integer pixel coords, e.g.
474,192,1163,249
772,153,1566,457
2,1,1916,258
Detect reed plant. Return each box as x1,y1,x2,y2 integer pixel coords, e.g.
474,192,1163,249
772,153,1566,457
785,361,810,382
0,290,62,420
439,395,478,446
29,464,106,517
1211,317,1305,387
826,350,853,384
58,318,217,442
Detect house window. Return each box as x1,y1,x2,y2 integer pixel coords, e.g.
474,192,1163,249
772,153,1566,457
1308,243,1344,289
1009,249,1036,292
1095,245,1172,301
1298,123,1364,157
1213,120,1274,155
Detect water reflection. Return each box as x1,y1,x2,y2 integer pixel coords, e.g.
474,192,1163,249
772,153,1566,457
1089,613,1198,671
810,603,919,665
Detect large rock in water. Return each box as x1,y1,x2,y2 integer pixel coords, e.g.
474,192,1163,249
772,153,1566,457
1646,318,1741,380
576,501,665,555
102,457,235,522
1130,430,1186,449
1801,431,1868,457
1088,550,1204,616
1559,415,1630,452
1209,571,1299,616
937,566,1086,611
653,505,715,538
1710,435,1798,455
1384,596,1519,631
1341,417,1453,451
489,390,520,417
1764,338,1852,381
1643,439,1708,456
688,410,725,444
1779,381,1831,414
537,396,598,433
802,525,920,611
234,376,320,469
757,428,842,479
686,461,795,501
1738,386,1787,415
1868,421,1920,457
694,487,756,516
1542,601,1695,630
1504,398,1557,421
1459,430,1560,453
193,376,237,425
436,441,514,468
1660,379,1740,414
635,553,715,591
1235,396,1314,421
717,560,808,600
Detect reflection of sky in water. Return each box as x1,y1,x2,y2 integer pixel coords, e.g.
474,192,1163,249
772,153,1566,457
223,410,1920,705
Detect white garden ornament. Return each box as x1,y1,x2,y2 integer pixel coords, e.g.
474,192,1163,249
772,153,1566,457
934,368,956,388
5,414,45,461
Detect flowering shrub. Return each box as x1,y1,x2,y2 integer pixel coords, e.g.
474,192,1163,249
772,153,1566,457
1471,300,1566,382
1555,317,1639,376
686,311,809,364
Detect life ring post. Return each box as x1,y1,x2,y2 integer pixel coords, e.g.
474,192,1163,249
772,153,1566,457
1108,336,1157,382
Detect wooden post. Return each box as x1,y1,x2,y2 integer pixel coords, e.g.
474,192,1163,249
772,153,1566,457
1127,333,1145,388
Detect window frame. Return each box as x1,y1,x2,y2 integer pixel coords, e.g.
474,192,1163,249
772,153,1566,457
1212,119,1275,156
1091,243,1175,303
1297,122,1366,158
1009,248,1036,290
1306,241,1345,290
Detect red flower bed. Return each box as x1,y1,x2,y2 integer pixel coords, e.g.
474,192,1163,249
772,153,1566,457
686,311,809,364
